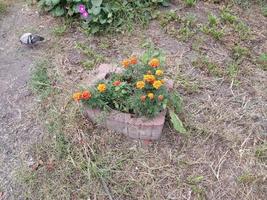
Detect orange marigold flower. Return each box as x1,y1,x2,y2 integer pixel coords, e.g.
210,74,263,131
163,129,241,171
73,92,82,101
121,59,131,68
158,95,164,101
149,58,160,68
82,90,91,100
113,80,121,86
147,93,154,100
153,80,163,89
143,74,156,83
130,56,137,65
140,95,146,102
160,79,165,84
97,83,106,93
136,81,145,89
156,70,163,76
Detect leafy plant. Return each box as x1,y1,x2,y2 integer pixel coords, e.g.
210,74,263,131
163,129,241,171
37,0,170,33
262,4,267,17
201,13,224,40
220,7,237,24
0,1,7,15
258,53,267,70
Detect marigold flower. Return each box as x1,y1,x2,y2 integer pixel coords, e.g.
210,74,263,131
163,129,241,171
97,84,106,93
130,56,137,65
158,95,164,101
136,81,145,89
147,93,154,100
156,70,163,76
121,59,131,68
149,58,160,68
113,80,121,86
73,92,82,101
82,90,91,100
153,80,163,89
140,95,146,102
143,74,156,83
160,79,165,84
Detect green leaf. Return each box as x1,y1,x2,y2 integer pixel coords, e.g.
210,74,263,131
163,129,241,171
169,110,186,134
91,6,101,15
92,0,103,7
50,6,65,17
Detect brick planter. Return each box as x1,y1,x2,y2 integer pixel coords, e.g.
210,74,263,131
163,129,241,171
82,63,173,140
84,107,167,140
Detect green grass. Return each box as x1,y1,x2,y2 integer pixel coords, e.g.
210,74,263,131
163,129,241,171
262,5,267,17
232,45,250,61
75,43,105,70
0,1,7,15
220,8,238,24
227,62,239,80
193,56,224,77
184,0,197,7
258,53,267,70
233,21,251,41
30,61,53,98
52,24,68,36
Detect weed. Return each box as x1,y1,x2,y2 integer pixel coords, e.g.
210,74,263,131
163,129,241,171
52,25,68,36
159,10,180,27
233,21,251,41
227,62,239,80
220,7,238,24
255,144,267,162
30,61,53,98
262,4,267,17
237,172,256,184
208,13,218,26
0,1,7,15
76,43,104,70
184,0,197,7
202,13,224,40
258,53,267,70
193,56,224,77
232,45,249,61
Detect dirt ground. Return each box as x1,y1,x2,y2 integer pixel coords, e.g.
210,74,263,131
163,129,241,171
0,0,266,200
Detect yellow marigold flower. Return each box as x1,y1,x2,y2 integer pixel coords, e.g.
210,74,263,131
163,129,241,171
72,92,82,101
148,58,160,68
130,56,137,65
143,74,156,83
97,83,106,93
121,59,131,68
136,81,145,89
153,80,162,89
156,70,163,76
160,79,165,84
147,93,154,100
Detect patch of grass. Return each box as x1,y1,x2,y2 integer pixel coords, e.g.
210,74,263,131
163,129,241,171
227,62,239,80
262,4,267,17
30,61,53,98
220,7,238,24
0,1,7,15
255,144,267,162
233,21,251,41
193,56,224,77
201,13,224,40
257,53,267,70
237,172,257,184
159,10,180,27
184,0,197,7
76,43,105,70
175,75,200,94
52,24,68,36
232,45,250,61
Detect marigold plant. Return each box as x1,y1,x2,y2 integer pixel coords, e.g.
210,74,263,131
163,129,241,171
73,51,182,119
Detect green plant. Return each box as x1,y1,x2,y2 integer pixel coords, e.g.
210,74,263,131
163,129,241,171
232,45,249,61
227,62,239,80
208,13,218,26
184,0,196,7
0,1,7,15
52,24,68,36
262,4,267,17
201,13,224,40
37,0,170,34
193,56,224,77
233,21,251,40
258,53,267,70
220,7,237,24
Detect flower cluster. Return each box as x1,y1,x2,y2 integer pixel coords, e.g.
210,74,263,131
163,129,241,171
72,55,169,118
78,4,89,19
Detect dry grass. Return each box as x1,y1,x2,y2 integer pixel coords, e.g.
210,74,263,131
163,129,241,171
14,0,267,200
